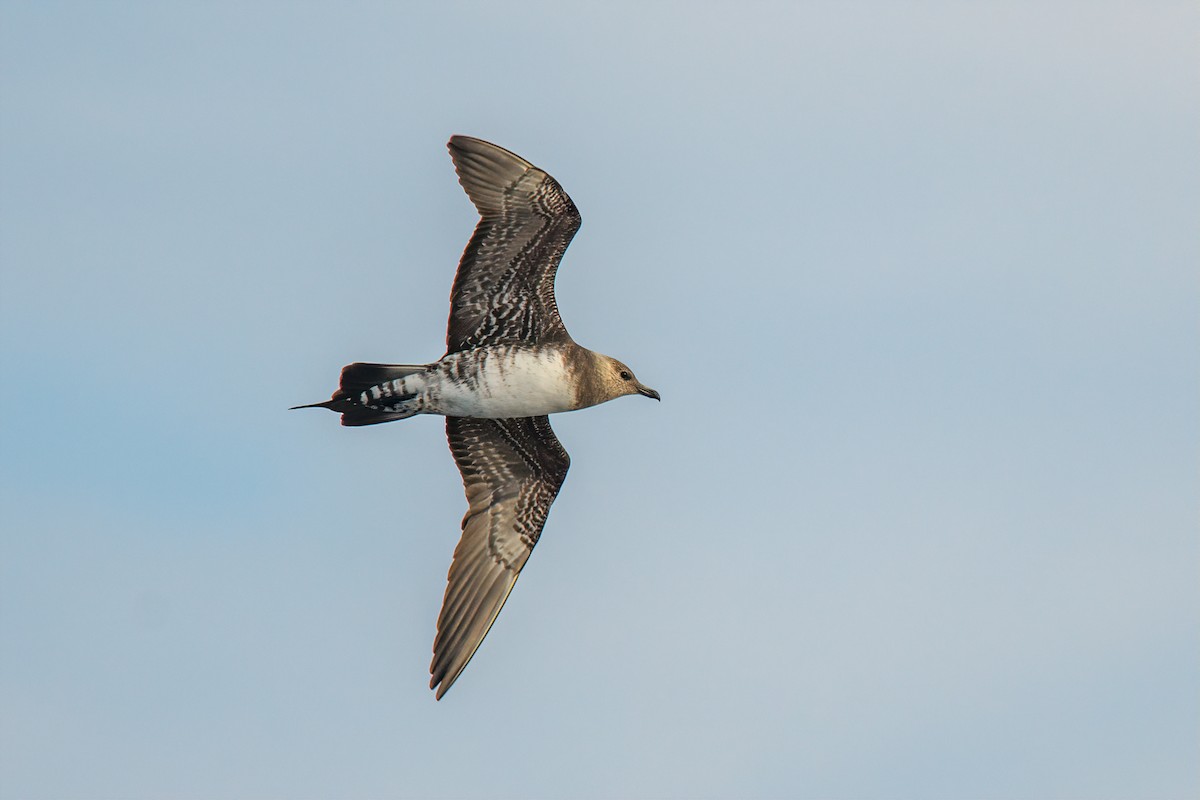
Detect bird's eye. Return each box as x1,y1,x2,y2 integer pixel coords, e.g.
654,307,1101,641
619,370,632,381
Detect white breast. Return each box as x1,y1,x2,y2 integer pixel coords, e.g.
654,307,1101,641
433,347,576,418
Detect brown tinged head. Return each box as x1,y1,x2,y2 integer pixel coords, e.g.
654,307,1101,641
598,355,660,403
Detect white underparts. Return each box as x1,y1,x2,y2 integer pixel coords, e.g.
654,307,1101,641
434,347,577,418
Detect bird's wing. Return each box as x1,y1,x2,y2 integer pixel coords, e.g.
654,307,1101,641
430,415,571,699
445,135,582,352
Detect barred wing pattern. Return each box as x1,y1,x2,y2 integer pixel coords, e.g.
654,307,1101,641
431,415,571,699
445,136,582,352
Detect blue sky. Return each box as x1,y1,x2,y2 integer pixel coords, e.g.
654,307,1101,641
1,2,1197,798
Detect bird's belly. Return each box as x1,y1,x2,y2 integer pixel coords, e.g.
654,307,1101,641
434,348,576,418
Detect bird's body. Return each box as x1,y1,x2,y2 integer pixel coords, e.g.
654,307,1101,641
295,136,658,699
326,343,628,421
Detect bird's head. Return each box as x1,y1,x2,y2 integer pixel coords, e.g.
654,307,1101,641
599,356,660,402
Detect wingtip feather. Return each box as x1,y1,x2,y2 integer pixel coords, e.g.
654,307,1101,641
446,135,543,216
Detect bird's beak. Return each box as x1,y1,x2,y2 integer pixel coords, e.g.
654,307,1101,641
636,384,661,401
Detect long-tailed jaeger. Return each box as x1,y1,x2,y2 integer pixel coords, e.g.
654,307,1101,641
295,135,659,699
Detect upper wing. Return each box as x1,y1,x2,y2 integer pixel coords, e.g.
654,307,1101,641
430,415,571,699
445,136,582,352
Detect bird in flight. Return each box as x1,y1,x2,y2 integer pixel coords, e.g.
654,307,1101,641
295,136,659,699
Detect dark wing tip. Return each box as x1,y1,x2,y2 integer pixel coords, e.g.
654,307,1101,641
447,135,543,216
447,135,534,170
427,563,518,701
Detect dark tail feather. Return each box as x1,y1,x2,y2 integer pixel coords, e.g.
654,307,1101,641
335,404,418,427
290,399,339,411
292,362,429,427
336,362,427,398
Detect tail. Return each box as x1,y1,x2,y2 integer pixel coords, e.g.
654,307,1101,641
292,362,430,426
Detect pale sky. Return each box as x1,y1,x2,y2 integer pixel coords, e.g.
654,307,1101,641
2,3,1197,798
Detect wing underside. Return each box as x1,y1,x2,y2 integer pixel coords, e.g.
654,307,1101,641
444,136,582,352
430,415,570,699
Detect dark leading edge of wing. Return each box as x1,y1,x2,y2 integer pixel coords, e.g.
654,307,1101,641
444,135,583,352
430,415,570,700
